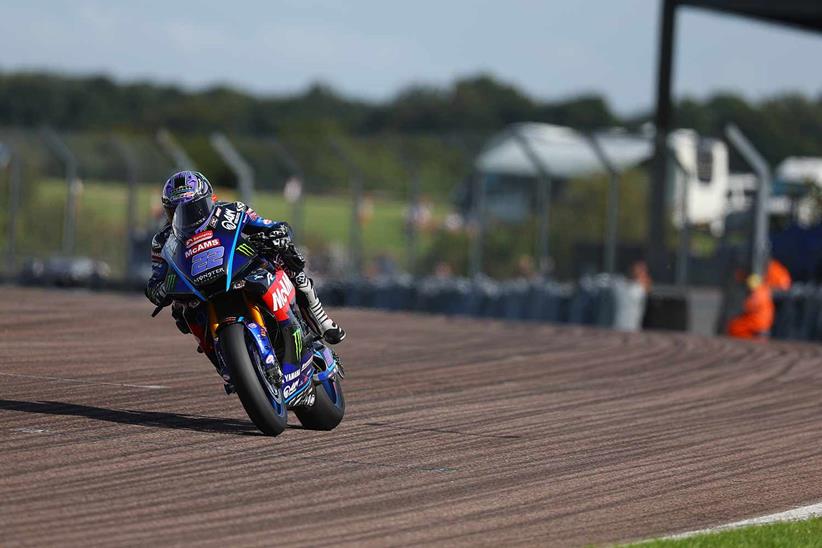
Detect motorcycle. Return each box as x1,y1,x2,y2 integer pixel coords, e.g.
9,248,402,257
152,202,345,436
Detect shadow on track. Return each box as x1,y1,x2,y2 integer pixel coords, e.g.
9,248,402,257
0,398,259,435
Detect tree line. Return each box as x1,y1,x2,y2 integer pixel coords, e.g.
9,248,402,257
0,71,820,165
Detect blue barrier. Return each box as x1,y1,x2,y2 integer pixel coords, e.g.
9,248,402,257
318,274,649,331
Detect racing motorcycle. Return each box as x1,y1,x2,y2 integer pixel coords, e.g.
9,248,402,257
152,203,345,436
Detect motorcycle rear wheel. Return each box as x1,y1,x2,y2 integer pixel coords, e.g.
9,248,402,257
294,375,345,431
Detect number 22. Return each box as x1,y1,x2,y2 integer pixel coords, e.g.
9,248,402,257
191,246,225,276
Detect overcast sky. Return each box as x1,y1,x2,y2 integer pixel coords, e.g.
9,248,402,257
2,0,820,114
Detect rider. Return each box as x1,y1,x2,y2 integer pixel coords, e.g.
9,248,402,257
145,171,345,359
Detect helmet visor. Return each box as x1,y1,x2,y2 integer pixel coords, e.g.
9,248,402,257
172,195,214,238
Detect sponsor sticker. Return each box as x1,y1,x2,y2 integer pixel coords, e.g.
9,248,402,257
184,238,221,259
193,268,225,285
185,230,213,248
221,208,238,230
236,243,255,257
171,188,194,200
270,274,295,310
283,380,301,398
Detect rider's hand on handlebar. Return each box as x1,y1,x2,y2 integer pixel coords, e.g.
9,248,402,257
248,227,290,251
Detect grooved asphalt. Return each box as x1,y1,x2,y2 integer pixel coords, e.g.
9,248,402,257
2,287,822,547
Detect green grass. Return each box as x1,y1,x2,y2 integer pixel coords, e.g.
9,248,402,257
630,517,822,547
1,178,447,275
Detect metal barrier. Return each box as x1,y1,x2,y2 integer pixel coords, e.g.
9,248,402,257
773,285,822,342
315,274,648,330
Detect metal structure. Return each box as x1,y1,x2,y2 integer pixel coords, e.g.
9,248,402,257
671,155,691,286
111,136,140,273
156,128,196,171
510,126,553,278
586,134,621,274
725,123,772,277
1,144,21,271
270,137,305,237
210,133,254,205
41,127,80,255
468,172,486,279
399,151,423,275
329,140,364,277
647,0,822,281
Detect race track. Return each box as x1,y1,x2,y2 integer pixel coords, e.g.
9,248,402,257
2,287,822,546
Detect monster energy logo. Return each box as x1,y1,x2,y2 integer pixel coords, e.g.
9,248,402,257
236,243,255,257
293,328,303,357
165,272,176,292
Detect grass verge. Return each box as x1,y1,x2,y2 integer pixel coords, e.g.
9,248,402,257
1,178,447,275
630,517,822,547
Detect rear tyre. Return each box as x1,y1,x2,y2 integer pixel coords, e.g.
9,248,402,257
294,376,345,430
220,323,288,436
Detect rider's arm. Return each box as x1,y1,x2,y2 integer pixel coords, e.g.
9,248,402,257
145,228,172,306
242,206,292,237
241,206,304,273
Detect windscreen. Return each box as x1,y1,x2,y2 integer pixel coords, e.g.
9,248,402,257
172,195,214,238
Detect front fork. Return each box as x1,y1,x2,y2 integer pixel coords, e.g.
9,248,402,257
207,292,309,403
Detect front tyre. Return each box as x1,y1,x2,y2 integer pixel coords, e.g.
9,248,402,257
294,376,345,431
220,323,288,436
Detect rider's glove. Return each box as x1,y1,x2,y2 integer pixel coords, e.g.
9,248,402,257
249,226,290,251
145,280,172,308
248,225,305,273
266,226,292,250
280,243,306,274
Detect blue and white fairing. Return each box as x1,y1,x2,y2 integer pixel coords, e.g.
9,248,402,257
161,203,257,299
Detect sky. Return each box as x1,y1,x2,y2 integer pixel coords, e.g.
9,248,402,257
1,0,821,114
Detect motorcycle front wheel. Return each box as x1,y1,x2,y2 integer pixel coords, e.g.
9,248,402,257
220,322,288,436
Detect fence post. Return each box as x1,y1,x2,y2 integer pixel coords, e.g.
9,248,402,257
210,133,255,205
270,137,305,237
510,125,554,278
112,136,140,274
725,124,771,277
41,127,80,256
671,155,691,286
156,129,196,171
468,172,486,279
399,150,422,276
587,134,621,274
330,140,364,277
1,145,21,273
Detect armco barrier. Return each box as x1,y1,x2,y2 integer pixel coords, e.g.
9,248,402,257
316,274,649,331
642,287,689,331
773,284,822,342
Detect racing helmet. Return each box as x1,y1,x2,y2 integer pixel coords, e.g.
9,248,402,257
161,171,214,236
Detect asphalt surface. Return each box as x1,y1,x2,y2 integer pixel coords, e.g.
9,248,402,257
2,287,822,547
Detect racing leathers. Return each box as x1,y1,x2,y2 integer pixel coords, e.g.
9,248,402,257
145,202,344,368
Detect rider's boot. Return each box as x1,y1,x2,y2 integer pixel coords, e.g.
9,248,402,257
292,272,346,344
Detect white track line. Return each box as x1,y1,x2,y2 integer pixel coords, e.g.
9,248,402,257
666,501,822,540
0,371,168,390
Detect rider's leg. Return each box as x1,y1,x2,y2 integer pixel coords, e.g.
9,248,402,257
291,271,346,344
